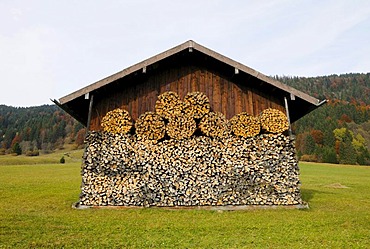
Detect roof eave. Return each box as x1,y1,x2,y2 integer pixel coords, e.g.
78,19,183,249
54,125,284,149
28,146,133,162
192,42,322,106
58,40,322,108
59,40,194,105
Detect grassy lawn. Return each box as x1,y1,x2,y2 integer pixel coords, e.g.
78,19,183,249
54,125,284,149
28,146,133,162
0,148,83,166
0,155,369,248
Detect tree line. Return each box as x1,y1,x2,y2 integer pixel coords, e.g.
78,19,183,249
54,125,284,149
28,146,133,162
1,73,369,165
0,105,85,155
277,73,370,165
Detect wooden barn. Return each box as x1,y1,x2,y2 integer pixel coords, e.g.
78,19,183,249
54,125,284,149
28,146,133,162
54,40,326,208
54,40,325,131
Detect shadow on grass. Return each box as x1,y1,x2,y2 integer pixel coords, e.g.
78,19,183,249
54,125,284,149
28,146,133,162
301,188,334,202
301,188,329,203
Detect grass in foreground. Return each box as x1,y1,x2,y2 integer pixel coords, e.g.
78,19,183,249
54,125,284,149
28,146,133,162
0,161,369,248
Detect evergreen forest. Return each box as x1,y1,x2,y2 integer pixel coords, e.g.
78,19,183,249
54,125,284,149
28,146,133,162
1,73,369,165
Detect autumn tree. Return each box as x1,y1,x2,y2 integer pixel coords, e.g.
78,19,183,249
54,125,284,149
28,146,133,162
75,128,86,147
311,129,324,145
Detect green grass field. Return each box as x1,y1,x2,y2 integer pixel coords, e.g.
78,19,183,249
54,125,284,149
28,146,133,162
0,152,369,248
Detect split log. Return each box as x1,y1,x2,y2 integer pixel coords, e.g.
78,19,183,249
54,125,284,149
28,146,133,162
155,91,184,119
183,92,210,119
230,112,260,137
135,112,165,141
166,113,196,140
259,108,289,133
101,108,132,134
199,112,231,138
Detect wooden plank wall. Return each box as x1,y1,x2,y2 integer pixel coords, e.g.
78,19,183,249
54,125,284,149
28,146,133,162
90,65,285,130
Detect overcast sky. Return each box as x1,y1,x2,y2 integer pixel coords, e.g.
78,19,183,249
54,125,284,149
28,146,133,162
1,0,370,107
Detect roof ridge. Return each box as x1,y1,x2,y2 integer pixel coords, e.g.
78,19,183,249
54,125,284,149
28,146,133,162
58,40,322,106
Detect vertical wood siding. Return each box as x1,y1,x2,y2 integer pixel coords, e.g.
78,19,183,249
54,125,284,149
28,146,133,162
90,65,285,130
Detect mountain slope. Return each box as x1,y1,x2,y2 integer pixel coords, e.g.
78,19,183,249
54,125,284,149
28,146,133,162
277,73,370,165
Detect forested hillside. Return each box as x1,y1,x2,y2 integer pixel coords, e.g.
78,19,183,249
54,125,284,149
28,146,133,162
0,105,85,155
277,73,370,165
275,73,370,104
0,73,369,165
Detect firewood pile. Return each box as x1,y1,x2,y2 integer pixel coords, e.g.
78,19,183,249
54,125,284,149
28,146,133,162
155,91,184,119
166,113,197,140
259,108,289,133
199,112,231,138
100,91,290,140
81,91,300,207
101,108,132,134
230,112,260,137
80,132,302,207
183,91,210,119
135,112,165,141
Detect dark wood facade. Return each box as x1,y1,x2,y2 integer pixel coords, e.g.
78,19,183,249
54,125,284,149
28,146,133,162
90,65,284,131
55,40,325,129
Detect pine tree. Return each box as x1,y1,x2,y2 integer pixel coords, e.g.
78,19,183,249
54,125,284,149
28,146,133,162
304,134,316,155
12,142,22,155
322,147,338,164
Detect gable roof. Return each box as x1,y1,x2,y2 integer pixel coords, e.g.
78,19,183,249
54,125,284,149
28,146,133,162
53,40,326,125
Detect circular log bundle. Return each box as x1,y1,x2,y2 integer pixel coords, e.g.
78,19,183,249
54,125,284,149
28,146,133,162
135,112,165,142
183,92,210,119
166,113,196,140
259,108,289,133
229,112,260,137
101,108,132,134
199,112,231,138
155,91,184,119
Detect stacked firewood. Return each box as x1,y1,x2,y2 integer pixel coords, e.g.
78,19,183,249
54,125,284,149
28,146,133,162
183,91,210,119
87,91,299,208
80,132,302,207
155,91,184,119
230,112,260,137
199,112,231,138
100,91,290,141
101,108,132,134
135,112,165,142
259,108,289,133
166,113,197,140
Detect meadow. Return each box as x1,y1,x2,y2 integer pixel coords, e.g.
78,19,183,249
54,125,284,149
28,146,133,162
0,151,369,248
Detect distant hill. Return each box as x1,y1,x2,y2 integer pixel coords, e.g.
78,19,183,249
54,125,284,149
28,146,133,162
0,104,85,155
275,73,370,104
0,73,369,165
276,73,370,165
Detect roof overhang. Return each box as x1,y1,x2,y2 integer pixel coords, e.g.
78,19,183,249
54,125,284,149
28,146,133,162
54,40,326,125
